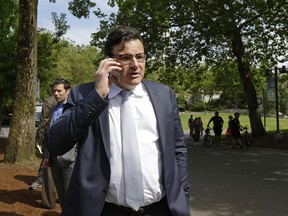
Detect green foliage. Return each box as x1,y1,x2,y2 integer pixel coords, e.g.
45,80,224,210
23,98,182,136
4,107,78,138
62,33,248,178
92,0,288,136
188,101,209,112
95,1,288,67
41,44,102,98
51,12,70,38
0,0,18,117
37,29,102,100
68,0,96,18
0,0,18,87
279,74,288,115
37,29,70,99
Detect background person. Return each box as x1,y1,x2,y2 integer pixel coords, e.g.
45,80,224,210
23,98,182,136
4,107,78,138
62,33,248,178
47,26,190,216
207,111,224,145
28,163,43,190
193,117,201,147
225,115,234,144
43,79,77,207
30,95,57,209
198,117,204,137
231,112,243,148
188,114,194,139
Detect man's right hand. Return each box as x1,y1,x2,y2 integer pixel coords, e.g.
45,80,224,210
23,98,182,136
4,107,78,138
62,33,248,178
95,58,122,99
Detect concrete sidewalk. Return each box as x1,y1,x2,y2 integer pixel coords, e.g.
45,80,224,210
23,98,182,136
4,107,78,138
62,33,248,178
187,136,288,216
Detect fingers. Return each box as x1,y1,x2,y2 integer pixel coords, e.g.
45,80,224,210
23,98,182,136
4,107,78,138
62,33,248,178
96,58,121,79
95,58,122,98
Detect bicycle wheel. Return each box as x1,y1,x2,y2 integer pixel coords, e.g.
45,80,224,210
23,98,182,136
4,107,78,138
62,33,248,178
203,135,214,147
246,135,252,148
241,135,251,149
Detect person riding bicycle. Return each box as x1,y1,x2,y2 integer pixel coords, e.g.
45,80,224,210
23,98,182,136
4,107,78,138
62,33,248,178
230,112,243,148
207,111,224,145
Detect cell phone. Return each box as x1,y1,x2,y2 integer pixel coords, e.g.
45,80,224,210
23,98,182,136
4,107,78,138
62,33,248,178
110,70,120,81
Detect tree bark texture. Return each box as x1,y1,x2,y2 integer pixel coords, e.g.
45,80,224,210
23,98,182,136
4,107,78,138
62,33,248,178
5,0,38,163
231,28,266,137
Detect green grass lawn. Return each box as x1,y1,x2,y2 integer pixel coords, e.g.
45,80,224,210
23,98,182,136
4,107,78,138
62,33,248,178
180,111,288,133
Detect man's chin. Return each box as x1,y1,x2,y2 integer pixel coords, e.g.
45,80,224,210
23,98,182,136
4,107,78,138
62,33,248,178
116,79,142,90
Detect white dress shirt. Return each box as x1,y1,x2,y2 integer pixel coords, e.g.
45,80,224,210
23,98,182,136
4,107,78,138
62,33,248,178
106,83,165,207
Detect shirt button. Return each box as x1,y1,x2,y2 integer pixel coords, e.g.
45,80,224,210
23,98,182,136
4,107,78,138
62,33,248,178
101,188,108,194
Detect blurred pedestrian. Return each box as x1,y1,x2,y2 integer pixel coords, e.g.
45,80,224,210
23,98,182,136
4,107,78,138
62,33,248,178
225,115,233,144
193,117,201,147
231,112,242,148
198,117,204,137
207,111,224,145
188,115,194,139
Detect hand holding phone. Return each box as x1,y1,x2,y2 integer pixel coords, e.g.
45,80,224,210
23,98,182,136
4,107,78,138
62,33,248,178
95,57,122,98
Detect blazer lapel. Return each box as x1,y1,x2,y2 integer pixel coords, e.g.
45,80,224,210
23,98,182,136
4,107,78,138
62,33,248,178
143,81,166,152
99,107,110,158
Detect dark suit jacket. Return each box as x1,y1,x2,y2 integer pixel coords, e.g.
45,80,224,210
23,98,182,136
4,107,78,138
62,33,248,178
41,96,77,167
35,95,57,150
47,80,190,216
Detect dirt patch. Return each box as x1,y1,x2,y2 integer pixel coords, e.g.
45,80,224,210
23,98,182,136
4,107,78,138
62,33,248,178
0,138,61,216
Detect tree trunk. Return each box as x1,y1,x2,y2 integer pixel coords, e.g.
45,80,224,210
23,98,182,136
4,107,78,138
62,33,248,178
5,0,38,163
231,28,266,137
0,92,3,124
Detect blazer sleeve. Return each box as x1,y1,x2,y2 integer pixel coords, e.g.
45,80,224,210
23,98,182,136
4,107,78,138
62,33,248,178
46,83,108,156
171,87,189,194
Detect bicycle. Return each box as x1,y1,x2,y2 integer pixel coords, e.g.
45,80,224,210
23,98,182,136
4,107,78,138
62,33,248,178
203,126,215,147
240,126,252,149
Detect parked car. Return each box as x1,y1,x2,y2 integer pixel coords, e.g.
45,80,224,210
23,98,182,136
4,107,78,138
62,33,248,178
35,103,43,128
1,104,43,127
1,113,12,126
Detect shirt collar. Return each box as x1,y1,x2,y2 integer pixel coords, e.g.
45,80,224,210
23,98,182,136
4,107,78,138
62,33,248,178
108,82,146,99
57,101,67,106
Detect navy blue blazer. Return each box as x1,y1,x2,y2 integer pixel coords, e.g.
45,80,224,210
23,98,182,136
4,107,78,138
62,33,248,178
47,80,190,216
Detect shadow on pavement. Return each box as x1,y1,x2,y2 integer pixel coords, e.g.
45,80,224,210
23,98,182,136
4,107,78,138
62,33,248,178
187,138,288,216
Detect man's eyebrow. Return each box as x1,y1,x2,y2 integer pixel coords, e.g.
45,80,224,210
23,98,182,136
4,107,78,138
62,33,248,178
117,53,145,56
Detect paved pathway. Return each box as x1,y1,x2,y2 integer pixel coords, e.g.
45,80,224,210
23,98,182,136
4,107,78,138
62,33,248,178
2,127,288,215
187,135,288,216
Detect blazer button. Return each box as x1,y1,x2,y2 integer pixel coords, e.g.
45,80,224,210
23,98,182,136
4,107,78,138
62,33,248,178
101,188,108,194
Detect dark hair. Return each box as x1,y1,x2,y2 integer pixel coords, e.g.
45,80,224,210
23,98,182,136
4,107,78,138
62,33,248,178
104,26,144,57
51,78,71,92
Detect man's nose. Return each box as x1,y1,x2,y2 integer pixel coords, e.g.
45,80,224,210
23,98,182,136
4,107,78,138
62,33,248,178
129,57,139,68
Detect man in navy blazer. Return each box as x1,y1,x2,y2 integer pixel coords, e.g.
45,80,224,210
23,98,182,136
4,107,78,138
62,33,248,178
47,26,190,216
